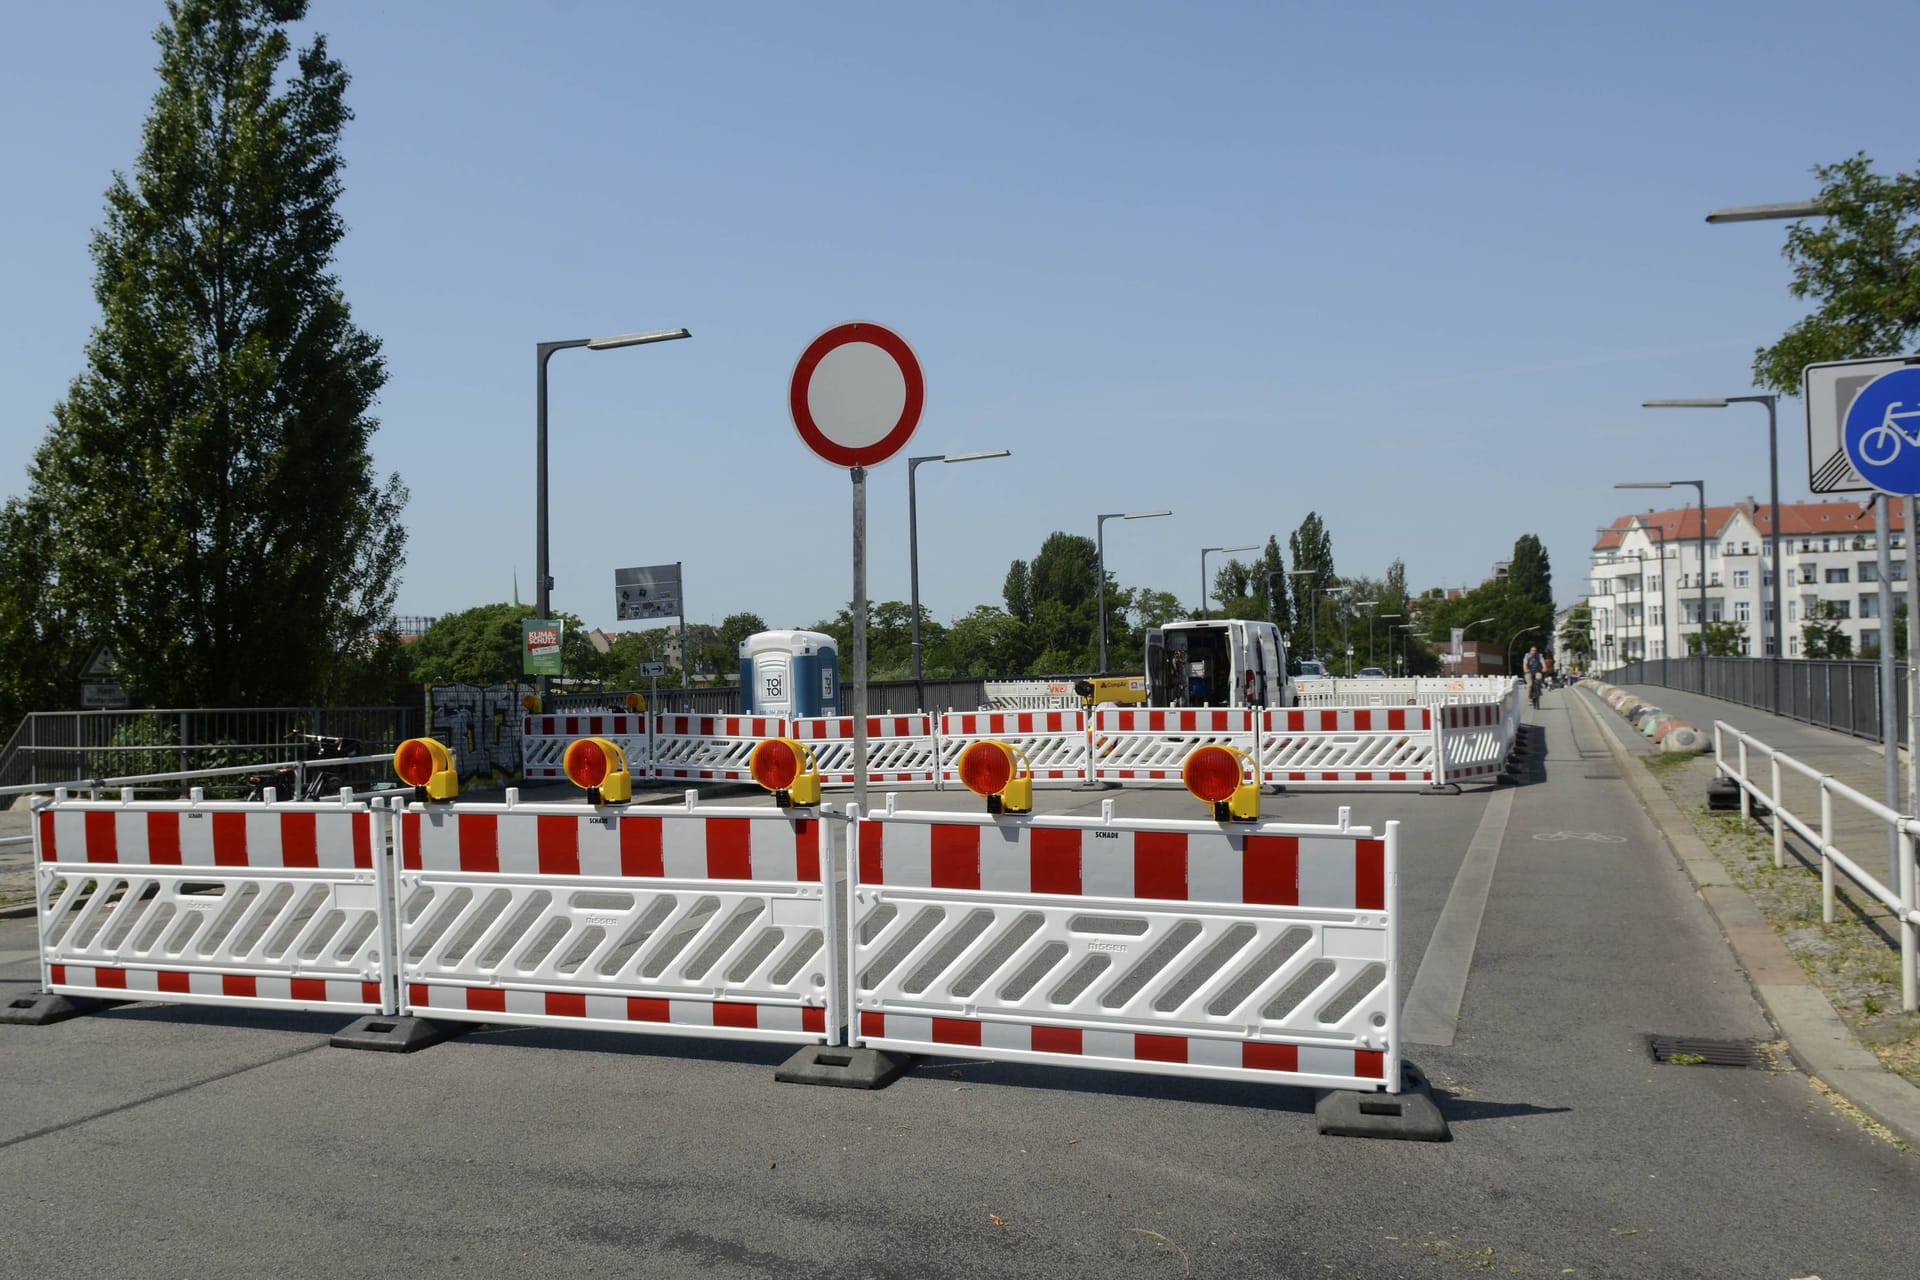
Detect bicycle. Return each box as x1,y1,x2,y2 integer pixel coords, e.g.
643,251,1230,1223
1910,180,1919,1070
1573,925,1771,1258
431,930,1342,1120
1856,401,1920,466
244,733,363,802
1527,674,1544,710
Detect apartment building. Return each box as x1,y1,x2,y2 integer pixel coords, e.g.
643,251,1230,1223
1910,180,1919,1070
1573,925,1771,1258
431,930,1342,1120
1588,500,1909,661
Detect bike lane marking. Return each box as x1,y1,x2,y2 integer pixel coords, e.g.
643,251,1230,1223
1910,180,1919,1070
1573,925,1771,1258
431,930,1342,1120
1401,784,1513,1046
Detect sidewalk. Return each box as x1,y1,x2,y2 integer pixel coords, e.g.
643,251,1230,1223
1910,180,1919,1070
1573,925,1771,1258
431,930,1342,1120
1583,681,1920,1148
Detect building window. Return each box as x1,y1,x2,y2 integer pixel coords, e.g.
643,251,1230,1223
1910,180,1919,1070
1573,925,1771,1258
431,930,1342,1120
1649,575,1662,592
1788,601,1798,622
1830,600,1852,619
1826,568,1850,584
1860,561,1879,583
1736,601,1751,623
1733,569,1750,588
1790,635,1800,656
1709,602,1724,622
1787,570,1798,587
1895,562,1909,582
1860,594,1880,620
1710,573,1722,587
1862,629,1881,653
1765,635,1776,657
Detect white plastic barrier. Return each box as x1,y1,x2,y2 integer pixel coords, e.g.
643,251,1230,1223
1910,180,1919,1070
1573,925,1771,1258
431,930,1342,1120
1436,688,1519,784
394,797,841,1044
1295,676,1518,708
848,802,1399,1093
32,790,396,1013
1090,708,1257,783
981,679,1084,711
790,715,938,786
1259,706,1438,788
523,712,649,780
938,709,1091,783
651,714,787,783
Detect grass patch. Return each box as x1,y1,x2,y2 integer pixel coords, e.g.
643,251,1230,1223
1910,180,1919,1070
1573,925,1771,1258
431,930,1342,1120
1640,750,1695,775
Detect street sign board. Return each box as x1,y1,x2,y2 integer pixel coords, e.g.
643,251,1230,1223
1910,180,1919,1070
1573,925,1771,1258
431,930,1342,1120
81,682,129,709
788,322,924,468
637,661,668,678
1804,356,1920,493
1842,366,1920,497
81,647,121,679
615,564,682,621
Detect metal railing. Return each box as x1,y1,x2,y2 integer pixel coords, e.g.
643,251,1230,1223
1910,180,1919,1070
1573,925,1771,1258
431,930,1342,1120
1714,720,1919,1011
0,753,401,806
1606,656,1904,747
541,677,991,719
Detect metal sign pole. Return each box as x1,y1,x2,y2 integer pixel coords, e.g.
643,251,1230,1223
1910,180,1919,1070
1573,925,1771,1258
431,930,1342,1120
1881,496,1900,887
852,466,869,815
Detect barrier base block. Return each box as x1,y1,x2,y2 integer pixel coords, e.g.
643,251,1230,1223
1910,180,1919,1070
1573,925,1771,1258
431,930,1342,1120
1705,778,1741,811
1315,1060,1449,1142
330,1014,468,1054
776,1045,915,1090
0,991,114,1027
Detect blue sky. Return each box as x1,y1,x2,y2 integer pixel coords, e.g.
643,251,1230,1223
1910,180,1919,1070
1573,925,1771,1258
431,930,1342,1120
2,1,1914,638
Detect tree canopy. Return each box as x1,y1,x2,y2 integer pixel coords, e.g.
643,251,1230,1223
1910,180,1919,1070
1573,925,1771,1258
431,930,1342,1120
0,0,404,711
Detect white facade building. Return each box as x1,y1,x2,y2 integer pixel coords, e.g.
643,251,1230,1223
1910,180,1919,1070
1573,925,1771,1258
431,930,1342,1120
1587,500,1908,663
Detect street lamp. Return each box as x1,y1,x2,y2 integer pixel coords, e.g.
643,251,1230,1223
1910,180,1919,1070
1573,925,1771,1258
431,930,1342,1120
908,450,1010,711
1618,480,1707,685
1352,600,1379,665
1288,569,1318,659
1460,615,1494,674
1507,624,1541,675
536,327,690,698
1377,613,1402,670
1644,396,1782,674
1324,586,1354,675
1095,510,1172,672
1199,545,1259,620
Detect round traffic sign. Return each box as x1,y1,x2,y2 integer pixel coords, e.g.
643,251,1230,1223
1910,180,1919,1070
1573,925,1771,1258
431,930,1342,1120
789,322,924,468
1843,367,1920,497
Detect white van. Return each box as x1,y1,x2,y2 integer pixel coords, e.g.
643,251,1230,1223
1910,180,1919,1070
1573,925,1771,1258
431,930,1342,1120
1144,619,1295,709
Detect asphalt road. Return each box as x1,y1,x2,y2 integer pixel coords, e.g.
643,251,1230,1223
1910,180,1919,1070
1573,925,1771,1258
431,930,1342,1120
2,690,1915,1279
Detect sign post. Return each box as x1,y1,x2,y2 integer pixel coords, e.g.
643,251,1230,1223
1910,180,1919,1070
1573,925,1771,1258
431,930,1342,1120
789,322,926,812
1837,361,1920,897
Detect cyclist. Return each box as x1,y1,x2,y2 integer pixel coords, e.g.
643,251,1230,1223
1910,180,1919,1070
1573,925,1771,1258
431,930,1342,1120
1523,645,1546,703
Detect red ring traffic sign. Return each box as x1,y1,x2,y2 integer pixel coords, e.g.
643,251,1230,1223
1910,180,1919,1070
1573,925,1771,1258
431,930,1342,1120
789,321,925,468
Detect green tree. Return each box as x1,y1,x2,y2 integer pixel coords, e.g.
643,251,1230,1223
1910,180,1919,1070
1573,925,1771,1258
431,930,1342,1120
1754,155,1920,393
1688,619,1748,658
1287,513,1335,658
4,0,405,709
606,628,675,685
1509,534,1553,609
945,606,1032,677
1002,561,1033,624
1559,604,1594,667
1801,600,1852,658
410,603,592,686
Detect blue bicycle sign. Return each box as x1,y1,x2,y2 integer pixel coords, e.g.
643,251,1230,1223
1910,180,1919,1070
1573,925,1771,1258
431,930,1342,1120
1843,366,1920,496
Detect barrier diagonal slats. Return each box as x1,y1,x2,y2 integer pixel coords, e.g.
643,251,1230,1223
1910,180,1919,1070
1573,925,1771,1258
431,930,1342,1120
34,794,395,1013
650,715,786,783
523,713,649,780
790,715,938,786
1091,708,1255,783
1260,707,1437,788
849,808,1399,1093
1437,689,1517,784
396,800,840,1045
938,710,1090,782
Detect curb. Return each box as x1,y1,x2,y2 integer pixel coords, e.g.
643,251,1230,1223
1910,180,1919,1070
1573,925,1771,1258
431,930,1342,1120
1573,687,1920,1149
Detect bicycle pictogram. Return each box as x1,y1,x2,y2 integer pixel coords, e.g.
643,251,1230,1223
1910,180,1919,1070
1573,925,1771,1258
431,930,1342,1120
1855,401,1920,467
1530,830,1627,844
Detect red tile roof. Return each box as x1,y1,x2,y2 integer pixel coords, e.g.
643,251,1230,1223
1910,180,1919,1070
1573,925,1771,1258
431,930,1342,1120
1595,499,1902,551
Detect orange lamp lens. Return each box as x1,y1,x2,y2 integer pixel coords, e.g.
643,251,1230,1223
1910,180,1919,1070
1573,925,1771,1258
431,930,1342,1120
753,740,799,791
959,742,1013,796
566,739,609,787
1183,746,1242,803
395,740,436,787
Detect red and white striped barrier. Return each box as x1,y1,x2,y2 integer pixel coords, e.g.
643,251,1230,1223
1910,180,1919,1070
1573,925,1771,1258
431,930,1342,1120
849,804,1399,1093
1089,708,1257,783
938,709,1091,783
651,714,787,783
522,712,649,780
1436,688,1519,784
32,792,395,1014
394,798,840,1045
789,714,939,786
1259,706,1438,788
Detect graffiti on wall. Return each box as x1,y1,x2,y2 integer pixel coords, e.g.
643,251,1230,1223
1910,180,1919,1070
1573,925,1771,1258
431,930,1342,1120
427,683,533,785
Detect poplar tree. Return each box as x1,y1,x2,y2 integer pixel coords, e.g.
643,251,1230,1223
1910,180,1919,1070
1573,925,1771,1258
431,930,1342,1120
3,0,405,708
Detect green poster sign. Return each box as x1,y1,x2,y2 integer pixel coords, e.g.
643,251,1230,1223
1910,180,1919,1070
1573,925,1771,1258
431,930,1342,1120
522,618,564,676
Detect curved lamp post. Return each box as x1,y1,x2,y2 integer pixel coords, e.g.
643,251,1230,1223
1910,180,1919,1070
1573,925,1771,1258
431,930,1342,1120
909,450,1010,711
1095,510,1172,672
1200,545,1259,620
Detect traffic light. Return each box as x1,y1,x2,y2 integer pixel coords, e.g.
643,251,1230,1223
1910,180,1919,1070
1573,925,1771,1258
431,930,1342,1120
955,739,1033,815
748,737,821,809
393,737,459,803
563,737,633,805
1182,744,1259,822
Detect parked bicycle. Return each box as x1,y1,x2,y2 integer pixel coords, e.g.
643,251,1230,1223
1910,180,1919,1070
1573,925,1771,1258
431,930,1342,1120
243,733,363,802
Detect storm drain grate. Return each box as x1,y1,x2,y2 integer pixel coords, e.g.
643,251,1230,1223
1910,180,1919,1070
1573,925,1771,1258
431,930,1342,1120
1646,1035,1773,1068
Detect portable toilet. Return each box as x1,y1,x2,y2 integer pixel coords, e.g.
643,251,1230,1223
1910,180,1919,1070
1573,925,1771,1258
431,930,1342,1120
739,630,839,718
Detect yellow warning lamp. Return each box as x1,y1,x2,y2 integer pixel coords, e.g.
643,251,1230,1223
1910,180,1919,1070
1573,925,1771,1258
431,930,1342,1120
1182,744,1259,822
393,737,460,803
748,737,821,809
563,737,633,805
956,739,1033,815
521,694,542,714
624,691,647,713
